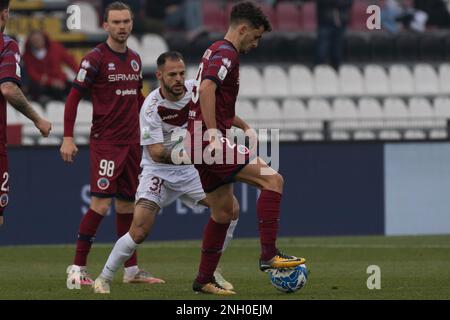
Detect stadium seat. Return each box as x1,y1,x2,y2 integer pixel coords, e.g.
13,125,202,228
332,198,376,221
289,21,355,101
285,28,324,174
414,64,439,95
141,34,169,68
255,99,282,129
339,65,364,96
389,64,414,95
239,66,263,98
299,2,317,31
46,101,65,135
275,2,302,31
314,65,339,96
383,97,409,119
37,136,60,145
332,98,358,119
288,65,314,97
186,65,200,81
307,98,331,120
127,35,143,57
74,2,102,34
263,65,288,97
6,105,19,124
364,65,390,96
235,99,256,127
22,136,35,146
433,97,450,119
281,98,315,130
357,98,384,122
202,0,227,33
408,97,433,118
439,63,450,94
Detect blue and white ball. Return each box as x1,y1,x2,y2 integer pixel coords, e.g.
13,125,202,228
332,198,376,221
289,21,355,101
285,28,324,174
269,265,308,293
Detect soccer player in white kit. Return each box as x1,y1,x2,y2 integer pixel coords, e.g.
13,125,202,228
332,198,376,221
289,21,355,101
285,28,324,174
93,52,239,294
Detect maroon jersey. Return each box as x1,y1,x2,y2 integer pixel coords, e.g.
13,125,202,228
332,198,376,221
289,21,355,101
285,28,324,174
188,39,239,137
0,34,22,154
73,43,142,144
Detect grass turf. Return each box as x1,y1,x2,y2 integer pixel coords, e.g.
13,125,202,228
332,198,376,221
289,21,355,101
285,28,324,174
0,235,449,300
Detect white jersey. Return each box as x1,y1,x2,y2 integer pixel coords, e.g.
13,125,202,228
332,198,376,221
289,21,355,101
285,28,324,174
139,80,195,182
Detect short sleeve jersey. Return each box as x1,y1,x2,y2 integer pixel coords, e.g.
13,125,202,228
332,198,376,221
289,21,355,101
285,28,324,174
140,80,195,175
0,35,22,154
188,40,239,136
73,43,142,144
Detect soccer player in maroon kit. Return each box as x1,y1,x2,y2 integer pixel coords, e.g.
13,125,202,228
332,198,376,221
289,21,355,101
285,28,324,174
0,0,52,227
60,2,162,287
188,1,306,294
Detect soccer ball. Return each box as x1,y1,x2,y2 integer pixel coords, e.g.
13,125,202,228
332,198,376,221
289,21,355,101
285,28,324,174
269,265,308,293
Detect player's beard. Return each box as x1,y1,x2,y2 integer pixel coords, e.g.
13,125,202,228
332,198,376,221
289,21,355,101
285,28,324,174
164,82,184,99
111,32,129,44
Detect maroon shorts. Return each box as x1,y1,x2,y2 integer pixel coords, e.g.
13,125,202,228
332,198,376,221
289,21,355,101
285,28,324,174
0,153,9,215
190,136,252,193
90,142,141,201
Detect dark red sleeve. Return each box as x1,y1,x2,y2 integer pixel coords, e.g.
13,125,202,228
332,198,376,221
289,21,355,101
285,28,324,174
203,49,237,87
0,39,22,87
63,87,83,137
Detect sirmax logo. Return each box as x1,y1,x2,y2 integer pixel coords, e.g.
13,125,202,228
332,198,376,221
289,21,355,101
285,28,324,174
162,114,178,121
108,74,140,82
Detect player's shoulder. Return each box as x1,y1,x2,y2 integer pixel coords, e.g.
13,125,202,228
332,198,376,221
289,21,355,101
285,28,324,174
208,40,238,59
128,48,141,62
82,43,106,63
0,34,19,53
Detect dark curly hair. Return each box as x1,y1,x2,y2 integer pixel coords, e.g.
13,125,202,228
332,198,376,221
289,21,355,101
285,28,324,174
0,0,10,11
230,1,272,32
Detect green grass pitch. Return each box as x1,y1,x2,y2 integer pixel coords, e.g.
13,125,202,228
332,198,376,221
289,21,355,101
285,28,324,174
0,235,449,300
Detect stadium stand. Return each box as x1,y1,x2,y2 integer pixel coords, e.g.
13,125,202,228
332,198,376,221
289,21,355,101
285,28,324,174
3,0,450,145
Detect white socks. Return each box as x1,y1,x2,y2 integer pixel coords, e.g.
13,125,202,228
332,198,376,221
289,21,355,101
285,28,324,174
101,232,138,281
222,219,238,252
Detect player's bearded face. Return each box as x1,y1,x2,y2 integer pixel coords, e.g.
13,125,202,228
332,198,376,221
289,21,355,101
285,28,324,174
104,10,133,44
160,60,186,97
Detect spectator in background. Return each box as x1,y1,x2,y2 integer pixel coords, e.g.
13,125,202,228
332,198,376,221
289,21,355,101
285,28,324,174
315,0,353,70
22,30,78,104
380,0,403,33
414,0,450,29
395,0,428,32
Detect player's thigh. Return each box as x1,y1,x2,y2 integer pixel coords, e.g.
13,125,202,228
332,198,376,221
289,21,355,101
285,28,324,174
115,198,135,213
177,171,206,209
136,172,166,210
116,144,140,201
235,157,284,193
90,143,128,197
0,154,9,212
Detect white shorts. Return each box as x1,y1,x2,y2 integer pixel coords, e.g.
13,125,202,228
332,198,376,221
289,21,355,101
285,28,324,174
136,168,206,209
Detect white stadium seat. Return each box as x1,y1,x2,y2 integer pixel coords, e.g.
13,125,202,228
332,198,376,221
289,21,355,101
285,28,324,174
439,63,450,94
433,97,450,118
364,65,389,96
239,66,263,98
235,99,256,127
358,98,383,119
127,35,143,57
383,98,409,118
141,34,169,68
288,65,314,97
331,98,358,119
339,65,364,96
46,101,65,135
314,65,339,96
6,105,19,124
263,65,288,97
414,64,439,95
307,98,331,120
281,99,313,130
186,65,200,81
255,99,282,129
408,97,433,118
389,64,414,95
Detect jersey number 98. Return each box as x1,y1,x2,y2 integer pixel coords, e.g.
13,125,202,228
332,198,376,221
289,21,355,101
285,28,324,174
99,160,115,178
